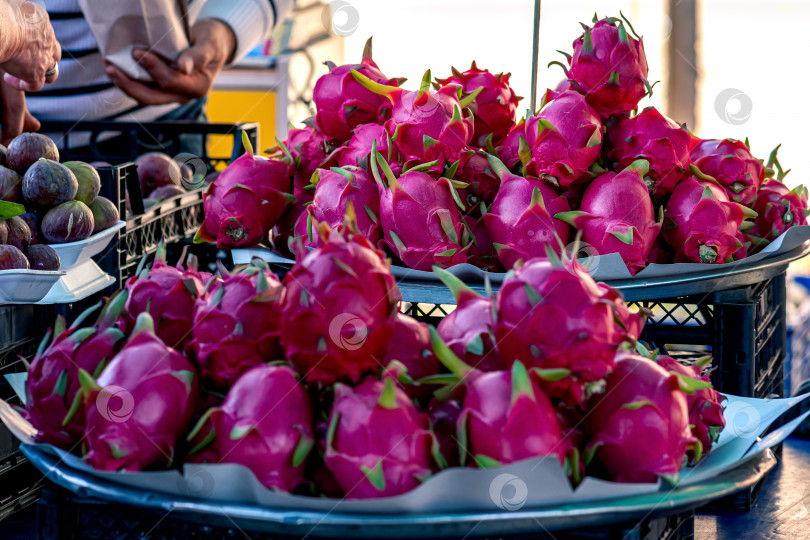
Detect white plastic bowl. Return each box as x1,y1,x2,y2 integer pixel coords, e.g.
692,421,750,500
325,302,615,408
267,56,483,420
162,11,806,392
0,269,64,303
48,221,125,270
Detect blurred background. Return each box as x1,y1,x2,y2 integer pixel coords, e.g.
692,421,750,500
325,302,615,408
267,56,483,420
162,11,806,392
218,0,806,188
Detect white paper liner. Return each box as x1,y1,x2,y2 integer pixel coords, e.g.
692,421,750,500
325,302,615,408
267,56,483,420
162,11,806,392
2,388,807,515
233,226,810,285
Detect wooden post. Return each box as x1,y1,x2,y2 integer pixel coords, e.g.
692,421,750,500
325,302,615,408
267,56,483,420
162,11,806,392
666,0,698,129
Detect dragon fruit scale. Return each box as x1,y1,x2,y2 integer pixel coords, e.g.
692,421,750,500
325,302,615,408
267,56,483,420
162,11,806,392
373,153,469,271
607,107,692,198
313,38,405,142
430,332,565,468
190,261,284,388
556,160,662,275
751,178,809,242
187,364,314,492
585,353,697,483
280,226,400,385
196,132,294,248
495,116,527,174
325,375,439,498
80,312,199,471
483,156,571,270
492,256,641,405
352,69,477,172
435,62,520,147
435,266,505,372
690,138,764,206
554,14,651,116
662,176,757,264
308,167,382,247
25,293,127,449
656,355,725,459
120,243,205,350
520,91,603,187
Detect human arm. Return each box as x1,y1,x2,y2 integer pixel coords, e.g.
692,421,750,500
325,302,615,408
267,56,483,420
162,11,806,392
0,1,61,91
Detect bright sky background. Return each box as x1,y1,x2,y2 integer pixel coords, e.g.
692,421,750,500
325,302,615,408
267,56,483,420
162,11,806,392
333,0,807,189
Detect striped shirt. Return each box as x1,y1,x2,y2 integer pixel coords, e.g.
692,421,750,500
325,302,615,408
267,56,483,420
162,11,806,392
27,0,288,123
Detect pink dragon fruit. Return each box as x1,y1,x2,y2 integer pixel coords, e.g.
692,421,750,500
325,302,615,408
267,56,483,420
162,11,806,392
308,167,382,246
270,202,309,258
373,153,469,270
585,353,696,483
352,69,476,171
431,335,565,468
455,149,501,211
598,283,646,341
335,123,399,173
187,364,313,492
555,160,662,275
435,266,505,372
607,107,692,197
285,123,339,205
190,261,284,388
463,213,502,272
656,355,725,459
382,313,440,399
690,138,764,205
483,156,571,270
751,178,809,242
325,375,439,498
495,116,526,173
435,62,520,146
520,91,603,187
119,244,205,350
662,176,757,264
313,38,404,142
555,404,586,485
197,132,294,248
555,14,650,116
24,294,127,448
492,256,642,405
80,312,199,471
280,226,399,385
427,399,462,468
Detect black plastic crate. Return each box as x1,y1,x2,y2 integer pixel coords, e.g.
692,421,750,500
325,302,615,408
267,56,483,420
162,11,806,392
34,487,695,540
0,338,46,522
45,121,260,287
38,120,258,172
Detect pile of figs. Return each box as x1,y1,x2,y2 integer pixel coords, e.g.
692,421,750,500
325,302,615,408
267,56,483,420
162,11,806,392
0,133,121,270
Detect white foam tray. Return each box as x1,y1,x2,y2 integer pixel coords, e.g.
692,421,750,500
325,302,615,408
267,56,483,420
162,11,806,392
48,221,125,270
0,269,64,304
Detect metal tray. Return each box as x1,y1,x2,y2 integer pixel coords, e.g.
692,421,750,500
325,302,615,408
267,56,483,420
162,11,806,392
23,444,776,539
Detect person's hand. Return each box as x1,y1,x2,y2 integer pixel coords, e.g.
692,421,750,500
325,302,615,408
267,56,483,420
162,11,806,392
105,18,236,106
0,76,41,145
0,1,61,91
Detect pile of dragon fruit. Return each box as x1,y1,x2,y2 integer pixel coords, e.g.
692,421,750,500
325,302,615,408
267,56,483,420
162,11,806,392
196,13,809,275
22,221,725,499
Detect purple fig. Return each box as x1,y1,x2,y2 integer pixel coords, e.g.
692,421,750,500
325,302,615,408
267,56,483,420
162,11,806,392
0,166,21,202
0,244,29,269
19,212,39,244
145,184,184,203
41,201,94,243
88,196,120,233
135,152,181,197
6,133,59,174
64,161,100,205
22,159,78,207
24,244,60,270
5,216,31,249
